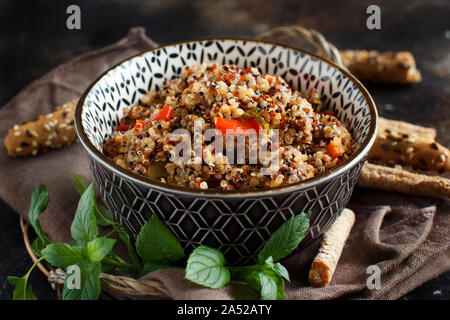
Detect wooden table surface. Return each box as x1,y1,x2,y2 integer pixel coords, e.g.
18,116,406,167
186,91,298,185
0,0,448,299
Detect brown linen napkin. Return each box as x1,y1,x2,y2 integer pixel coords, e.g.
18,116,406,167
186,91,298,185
0,28,448,299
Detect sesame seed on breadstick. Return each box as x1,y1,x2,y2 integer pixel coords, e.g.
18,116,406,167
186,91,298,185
309,208,355,287
340,50,422,84
3,99,78,157
378,117,436,141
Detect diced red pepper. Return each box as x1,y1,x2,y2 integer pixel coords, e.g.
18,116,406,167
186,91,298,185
134,119,146,132
117,121,129,132
151,105,174,121
214,117,261,135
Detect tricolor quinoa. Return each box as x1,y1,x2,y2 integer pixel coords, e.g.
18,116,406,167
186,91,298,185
102,64,356,190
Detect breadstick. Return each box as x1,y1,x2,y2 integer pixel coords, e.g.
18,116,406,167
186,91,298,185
3,100,78,157
370,117,450,173
309,208,355,287
378,117,436,141
368,135,450,173
340,50,422,84
358,162,450,199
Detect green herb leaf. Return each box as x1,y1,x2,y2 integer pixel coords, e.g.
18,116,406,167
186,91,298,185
31,237,47,257
135,214,184,263
73,174,114,227
262,256,290,282
71,183,98,245
140,261,176,277
241,107,270,134
185,246,230,289
28,185,51,245
117,227,140,264
62,261,101,300
7,276,37,300
87,238,116,262
272,262,290,282
257,212,310,263
245,270,278,300
42,243,85,268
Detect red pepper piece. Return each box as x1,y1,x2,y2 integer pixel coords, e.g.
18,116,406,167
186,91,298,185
134,119,146,132
151,105,174,121
214,117,261,135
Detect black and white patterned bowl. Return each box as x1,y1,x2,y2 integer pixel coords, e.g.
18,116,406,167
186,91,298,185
75,39,377,265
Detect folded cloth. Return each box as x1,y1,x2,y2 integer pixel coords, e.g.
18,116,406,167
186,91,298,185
0,28,448,300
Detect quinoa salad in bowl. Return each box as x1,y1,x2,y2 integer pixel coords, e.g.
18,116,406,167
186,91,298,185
102,63,356,191
76,39,377,263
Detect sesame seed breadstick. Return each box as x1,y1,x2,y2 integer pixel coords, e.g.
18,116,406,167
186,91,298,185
358,162,450,199
368,134,450,173
378,117,436,141
340,50,422,84
369,117,450,173
3,100,78,157
309,208,355,287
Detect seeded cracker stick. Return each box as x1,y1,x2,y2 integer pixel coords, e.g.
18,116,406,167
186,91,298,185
368,135,450,173
309,208,355,287
358,162,450,199
340,50,422,84
3,100,78,157
368,117,450,173
378,117,436,141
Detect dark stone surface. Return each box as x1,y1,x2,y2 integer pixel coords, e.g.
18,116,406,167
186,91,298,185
0,0,448,300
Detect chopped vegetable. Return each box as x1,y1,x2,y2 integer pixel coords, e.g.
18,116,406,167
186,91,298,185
326,140,345,159
151,105,174,121
146,161,168,179
241,107,270,134
214,117,261,135
134,120,146,133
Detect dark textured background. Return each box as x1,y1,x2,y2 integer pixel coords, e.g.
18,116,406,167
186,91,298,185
0,0,448,300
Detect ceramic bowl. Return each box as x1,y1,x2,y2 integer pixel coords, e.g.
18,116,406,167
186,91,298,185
75,39,377,265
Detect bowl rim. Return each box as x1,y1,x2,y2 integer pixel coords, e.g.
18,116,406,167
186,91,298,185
75,37,378,198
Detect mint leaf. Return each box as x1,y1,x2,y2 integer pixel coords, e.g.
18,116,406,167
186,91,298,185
28,185,51,245
135,214,184,263
272,262,290,282
87,238,116,262
72,174,114,226
117,227,140,264
140,261,176,277
257,212,310,263
7,276,37,300
262,256,290,282
185,246,230,289
62,261,101,300
230,260,286,300
42,243,85,268
71,183,98,244
245,270,278,300
31,237,47,257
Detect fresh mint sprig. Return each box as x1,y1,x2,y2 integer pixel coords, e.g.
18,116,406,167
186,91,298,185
8,175,310,301
184,212,311,300
8,180,141,300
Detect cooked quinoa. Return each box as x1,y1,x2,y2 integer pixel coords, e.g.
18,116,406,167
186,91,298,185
103,64,356,190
